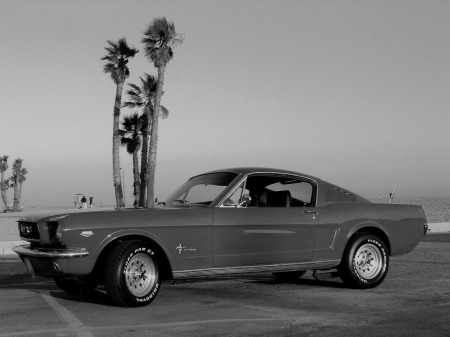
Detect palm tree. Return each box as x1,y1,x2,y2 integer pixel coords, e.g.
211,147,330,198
0,155,9,210
142,17,184,207
11,158,22,211
138,113,149,207
119,112,143,207
101,38,138,208
122,74,169,206
17,167,28,207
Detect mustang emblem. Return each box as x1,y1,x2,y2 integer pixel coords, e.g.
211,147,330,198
176,243,186,254
176,243,197,255
80,231,94,237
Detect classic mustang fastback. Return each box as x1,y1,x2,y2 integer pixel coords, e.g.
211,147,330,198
13,167,427,307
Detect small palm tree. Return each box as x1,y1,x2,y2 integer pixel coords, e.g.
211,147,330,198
101,38,138,208
0,155,9,210
142,17,184,207
11,158,23,211
119,112,143,207
122,73,168,206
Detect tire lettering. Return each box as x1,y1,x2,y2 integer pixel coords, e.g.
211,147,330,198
136,283,160,302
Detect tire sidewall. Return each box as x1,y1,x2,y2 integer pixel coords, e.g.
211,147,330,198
120,243,161,306
342,234,388,288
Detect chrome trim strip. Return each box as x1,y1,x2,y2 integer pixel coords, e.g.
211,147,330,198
12,245,89,259
242,230,295,235
330,228,341,249
173,259,340,278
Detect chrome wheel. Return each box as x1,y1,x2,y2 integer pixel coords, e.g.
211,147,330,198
353,243,383,280
105,241,161,307
339,233,389,289
125,252,156,297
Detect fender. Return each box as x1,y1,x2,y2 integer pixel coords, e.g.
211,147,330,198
346,221,389,238
95,228,174,270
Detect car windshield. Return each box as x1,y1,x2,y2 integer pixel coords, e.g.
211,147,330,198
165,172,238,207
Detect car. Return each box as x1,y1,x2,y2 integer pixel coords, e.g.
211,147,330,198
13,167,428,307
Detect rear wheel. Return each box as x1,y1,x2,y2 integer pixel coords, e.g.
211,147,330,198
339,233,389,289
104,240,161,307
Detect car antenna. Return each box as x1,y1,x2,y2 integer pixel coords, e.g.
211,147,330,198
389,155,408,204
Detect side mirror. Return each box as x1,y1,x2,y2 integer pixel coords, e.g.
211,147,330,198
238,194,251,208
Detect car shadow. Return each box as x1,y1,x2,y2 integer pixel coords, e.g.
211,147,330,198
168,273,347,289
251,276,347,289
0,273,347,308
48,288,113,306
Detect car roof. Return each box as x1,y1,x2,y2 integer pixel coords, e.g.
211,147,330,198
195,167,322,182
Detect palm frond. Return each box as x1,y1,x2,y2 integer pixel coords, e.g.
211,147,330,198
159,106,169,119
142,17,184,67
101,38,138,84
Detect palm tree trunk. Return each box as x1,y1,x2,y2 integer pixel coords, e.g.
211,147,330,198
113,82,125,208
0,172,8,210
18,183,23,206
0,186,7,210
132,150,140,208
13,178,19,211
139,129,149,207
146,65,165,208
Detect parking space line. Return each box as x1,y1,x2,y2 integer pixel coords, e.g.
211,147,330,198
41,294,94,337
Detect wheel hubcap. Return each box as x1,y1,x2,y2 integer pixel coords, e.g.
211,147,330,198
354,243,383,280
125,253,156,296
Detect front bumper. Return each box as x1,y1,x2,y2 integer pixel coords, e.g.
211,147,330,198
13,244,90,277
13,245,89,259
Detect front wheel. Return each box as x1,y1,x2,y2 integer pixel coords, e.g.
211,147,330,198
104,240,161,307
339,233,389,289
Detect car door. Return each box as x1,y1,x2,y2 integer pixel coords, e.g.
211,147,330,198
212,174,319,269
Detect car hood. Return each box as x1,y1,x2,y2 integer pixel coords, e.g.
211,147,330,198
17,206,205,226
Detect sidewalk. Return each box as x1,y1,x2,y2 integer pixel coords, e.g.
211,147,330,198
0,241,26,255
427,222,450,233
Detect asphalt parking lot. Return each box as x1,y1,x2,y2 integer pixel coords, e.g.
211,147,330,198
0,234,449,337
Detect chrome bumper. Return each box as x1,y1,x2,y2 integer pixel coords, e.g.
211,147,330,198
13,244,89,259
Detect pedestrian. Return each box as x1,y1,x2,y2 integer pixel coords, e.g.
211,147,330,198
90,197,94,208
81,195,88,209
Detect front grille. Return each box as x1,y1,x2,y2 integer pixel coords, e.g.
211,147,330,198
18,221,40,241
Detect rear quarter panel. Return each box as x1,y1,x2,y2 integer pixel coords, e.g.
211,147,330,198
314,203,427,261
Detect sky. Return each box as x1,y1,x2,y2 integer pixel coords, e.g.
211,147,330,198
1,0,449,207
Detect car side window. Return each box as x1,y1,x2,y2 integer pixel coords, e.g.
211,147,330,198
246,175,315,207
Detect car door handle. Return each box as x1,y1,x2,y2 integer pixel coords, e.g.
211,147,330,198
304,210,318,215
